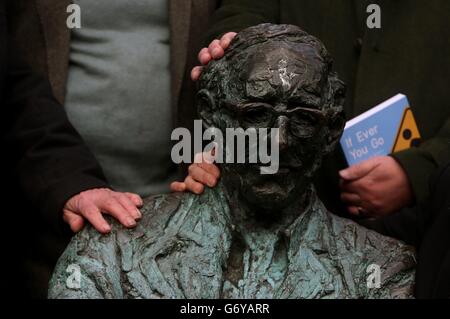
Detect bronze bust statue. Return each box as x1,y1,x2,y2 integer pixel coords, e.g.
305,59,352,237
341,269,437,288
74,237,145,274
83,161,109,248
49,24,415,299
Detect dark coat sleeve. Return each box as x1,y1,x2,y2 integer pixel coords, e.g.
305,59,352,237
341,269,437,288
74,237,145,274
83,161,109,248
391,117,450,206
362,163,450,298
360,163,450,246
4,48,110,233
205,0,280,44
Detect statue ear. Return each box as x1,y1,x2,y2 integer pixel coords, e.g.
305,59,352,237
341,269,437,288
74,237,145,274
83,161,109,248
325,111,346,153
324,73,346,152
196,89,217,129
328,72,346,109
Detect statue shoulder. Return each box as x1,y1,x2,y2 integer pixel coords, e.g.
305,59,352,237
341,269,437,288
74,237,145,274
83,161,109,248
324,207,416,298
49,186,231,299
137,185,230,232
65,189,221,242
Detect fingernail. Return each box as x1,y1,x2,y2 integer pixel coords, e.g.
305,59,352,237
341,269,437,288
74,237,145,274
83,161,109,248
127,218,136,227
103,225,111,233
135,209,142,219
208,178,216,187
339,170,349,179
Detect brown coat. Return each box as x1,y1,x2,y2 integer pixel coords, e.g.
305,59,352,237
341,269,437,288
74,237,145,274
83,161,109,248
8,0,217,128
6,0,217,298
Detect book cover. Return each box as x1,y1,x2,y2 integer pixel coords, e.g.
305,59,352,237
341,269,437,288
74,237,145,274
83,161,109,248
340,94,421,166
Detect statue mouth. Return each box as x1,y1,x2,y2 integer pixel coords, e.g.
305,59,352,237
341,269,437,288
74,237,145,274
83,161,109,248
275,167,291,175
250,163,302,175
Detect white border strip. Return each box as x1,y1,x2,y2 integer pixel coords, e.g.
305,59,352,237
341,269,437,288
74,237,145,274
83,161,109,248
344,93,406,129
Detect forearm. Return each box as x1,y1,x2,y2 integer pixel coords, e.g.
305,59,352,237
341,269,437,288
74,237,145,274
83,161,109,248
205,0,280,44
6,54,109,232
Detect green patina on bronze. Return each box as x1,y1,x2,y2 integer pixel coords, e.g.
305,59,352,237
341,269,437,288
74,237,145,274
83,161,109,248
49,24,416,299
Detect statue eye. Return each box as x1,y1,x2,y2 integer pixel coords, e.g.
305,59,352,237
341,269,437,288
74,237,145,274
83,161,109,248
291,112,319,125
289,113,320,138
241,107,272,127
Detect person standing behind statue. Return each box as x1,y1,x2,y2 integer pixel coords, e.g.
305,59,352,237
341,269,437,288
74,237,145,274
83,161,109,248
180,0,450,220
9,0,218,229
171,0,450,298
1,2,144,298
7,0,217,298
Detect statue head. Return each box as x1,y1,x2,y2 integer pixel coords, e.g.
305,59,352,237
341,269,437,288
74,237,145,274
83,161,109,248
197,24,346,213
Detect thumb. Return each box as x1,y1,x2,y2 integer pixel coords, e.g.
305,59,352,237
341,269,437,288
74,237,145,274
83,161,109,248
204,145,217,164
339,158,378,181
219,32,238,49
63,211,85,233
170,181,186,192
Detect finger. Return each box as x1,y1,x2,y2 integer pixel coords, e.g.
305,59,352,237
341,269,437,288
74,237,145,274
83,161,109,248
339,177,361,191
191,66,203,81
341,177,370,195
170,181,187,192
193,150,220,179
116,194,142,220
194,148,217,164
124,192,143,207
198,162,221,180
340,179,365,194
198,47,212,65
358,207,374,218
189,165,217,187
340,192,362,206
78,204,111,234
184,176,205,194
100,198,137,228
347,206,361,216
194,151,208,164
208,39,224,59
339,177,353,191
339,158,379,181
63,210,85,233
220,32,237,49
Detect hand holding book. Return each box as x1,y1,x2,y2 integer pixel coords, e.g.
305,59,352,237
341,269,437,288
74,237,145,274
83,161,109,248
339,156,414,217
338,94,419,217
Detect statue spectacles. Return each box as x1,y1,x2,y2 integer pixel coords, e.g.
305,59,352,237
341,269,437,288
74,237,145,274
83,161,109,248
224,102,327,139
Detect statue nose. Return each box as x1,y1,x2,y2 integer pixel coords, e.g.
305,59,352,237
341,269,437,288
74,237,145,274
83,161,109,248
274,116,289,151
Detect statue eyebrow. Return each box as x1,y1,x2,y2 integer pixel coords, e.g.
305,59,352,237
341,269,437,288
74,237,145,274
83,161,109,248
245,89,277,101
223,101,272,112
287,94,321,109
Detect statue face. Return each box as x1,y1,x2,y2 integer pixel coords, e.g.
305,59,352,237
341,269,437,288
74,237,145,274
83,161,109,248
198,25,345,213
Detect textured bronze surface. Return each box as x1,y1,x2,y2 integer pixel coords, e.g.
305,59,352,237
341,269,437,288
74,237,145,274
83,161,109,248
49,24,415,299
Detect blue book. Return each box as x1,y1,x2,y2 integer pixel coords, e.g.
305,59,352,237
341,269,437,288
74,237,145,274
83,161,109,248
340,94,421,166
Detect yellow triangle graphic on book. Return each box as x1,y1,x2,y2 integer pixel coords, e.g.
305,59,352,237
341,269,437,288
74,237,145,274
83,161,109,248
392,107,421,153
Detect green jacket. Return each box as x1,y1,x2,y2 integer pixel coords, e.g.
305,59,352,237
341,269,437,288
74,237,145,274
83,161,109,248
206,0,450,213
